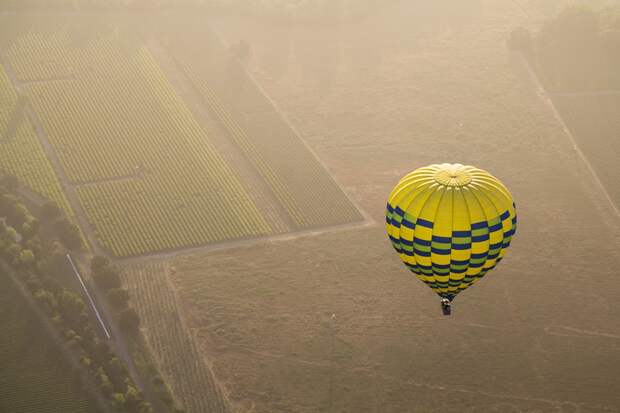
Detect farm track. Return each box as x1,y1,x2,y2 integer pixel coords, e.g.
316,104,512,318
120,214,374,265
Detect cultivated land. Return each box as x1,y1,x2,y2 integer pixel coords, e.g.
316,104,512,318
0,64,73,214
122,263,229,413
153,1,620,412
0,15,363,258
2,1,620,412
0,270,93,413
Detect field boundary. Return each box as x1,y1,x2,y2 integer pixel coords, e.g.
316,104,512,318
518,52,620,224
208,23,373,226
145,37,294,234
120,216,374,265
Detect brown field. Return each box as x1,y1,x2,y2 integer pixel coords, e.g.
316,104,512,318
120,1,620,412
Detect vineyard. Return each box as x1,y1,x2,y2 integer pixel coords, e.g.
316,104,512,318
3,27,273,256
1,17,364,258
175,48,364,229
122,263,229,413
0,64,73,213
554,94,620,208
0,271,93,413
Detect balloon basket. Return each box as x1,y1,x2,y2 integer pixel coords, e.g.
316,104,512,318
441,304,452,316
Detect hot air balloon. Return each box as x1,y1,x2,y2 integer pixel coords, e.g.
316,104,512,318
386,164,517,315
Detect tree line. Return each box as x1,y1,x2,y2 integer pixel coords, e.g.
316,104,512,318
0,172,183,413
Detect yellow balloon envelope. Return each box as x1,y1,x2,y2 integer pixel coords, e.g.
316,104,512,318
386,164,516,301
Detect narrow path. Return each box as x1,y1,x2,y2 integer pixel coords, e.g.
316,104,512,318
120,216,374,265
146,37,293,234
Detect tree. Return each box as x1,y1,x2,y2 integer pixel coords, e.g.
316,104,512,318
80,355,92,369
124,384,142,410
21,218,39,239
5,242,21,263
57,290,88,330
118,307,140,332
54,217,82,250
0,194,17,217
40,200,61,221
112,393,126,410
34,289,59,315
106,357,129,389
91,255,110,273
2,226,18,243
25,236,43,257
17,249,35,270
106,288,130,309
8,202,29,228
93,265,122,290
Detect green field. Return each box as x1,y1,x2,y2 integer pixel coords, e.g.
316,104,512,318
0,64,73,214
3,25,272,256
0,270,95,413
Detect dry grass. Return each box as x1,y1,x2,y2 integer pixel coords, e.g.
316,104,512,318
158,1,620,412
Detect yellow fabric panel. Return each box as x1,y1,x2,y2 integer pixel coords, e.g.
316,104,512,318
452,187,471,233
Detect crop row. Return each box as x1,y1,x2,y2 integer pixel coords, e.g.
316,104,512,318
175,52,364,229
122,264,229,413
5,28,136,82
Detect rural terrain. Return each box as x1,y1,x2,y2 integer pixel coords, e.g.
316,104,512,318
1,0,620,412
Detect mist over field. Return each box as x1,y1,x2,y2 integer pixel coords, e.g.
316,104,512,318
1,1,620,412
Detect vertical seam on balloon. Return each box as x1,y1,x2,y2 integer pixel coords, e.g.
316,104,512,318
456,188,472,291
470,184,496,278
461,187,479,283
449,187,458,296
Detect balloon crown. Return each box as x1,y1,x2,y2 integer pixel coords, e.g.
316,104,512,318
433,163,473,187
